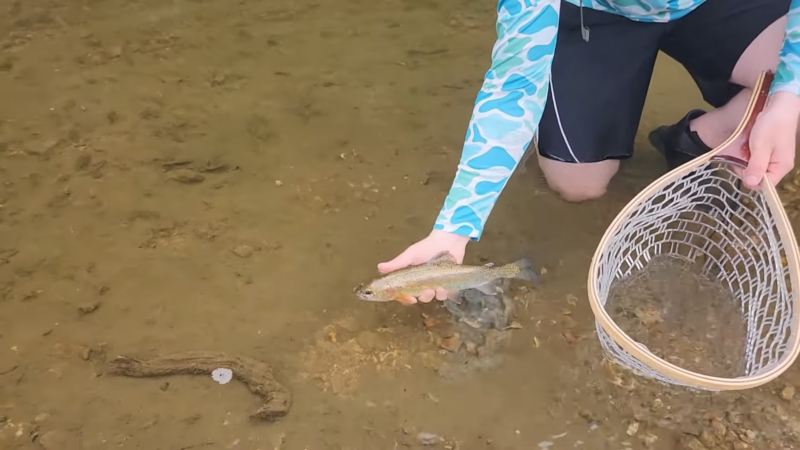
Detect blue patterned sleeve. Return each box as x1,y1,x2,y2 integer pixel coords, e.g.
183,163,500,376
770,0,800,96
432,0,560,241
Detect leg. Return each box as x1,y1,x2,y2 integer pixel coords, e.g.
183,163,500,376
690,16,787,148
538,156,619,202
651,0,790,168
536,2,663,201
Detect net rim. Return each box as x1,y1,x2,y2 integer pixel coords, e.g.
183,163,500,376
586,71,800,390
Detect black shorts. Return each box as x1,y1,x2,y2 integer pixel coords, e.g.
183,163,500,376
537,0,791,163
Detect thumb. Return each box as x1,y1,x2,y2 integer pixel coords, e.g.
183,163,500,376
744,136,771,189
377,249,415,274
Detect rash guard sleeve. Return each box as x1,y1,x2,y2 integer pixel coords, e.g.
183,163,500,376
770,0,800,97
433,0,560,240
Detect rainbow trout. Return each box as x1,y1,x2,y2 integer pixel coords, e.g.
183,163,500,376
355,251,539,304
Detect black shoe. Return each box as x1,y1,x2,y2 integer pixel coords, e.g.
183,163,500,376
648,109,712,170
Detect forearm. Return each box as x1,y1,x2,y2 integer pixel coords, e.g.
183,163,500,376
770,0,800,98
433,0,560,240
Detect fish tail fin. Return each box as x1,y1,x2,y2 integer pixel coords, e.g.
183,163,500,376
508,258,540,285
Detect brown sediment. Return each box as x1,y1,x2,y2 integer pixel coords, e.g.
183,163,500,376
107,351,291,421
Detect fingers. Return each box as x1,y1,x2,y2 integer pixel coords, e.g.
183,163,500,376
417,289,436,303
420,288,450,303
745,131,793,187
744,134,772,189
766,141,794,186
395,294,418,306
767,162,793,187
396,288,447,305
377,250,415,274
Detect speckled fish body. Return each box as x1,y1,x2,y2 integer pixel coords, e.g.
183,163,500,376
355,251,538,302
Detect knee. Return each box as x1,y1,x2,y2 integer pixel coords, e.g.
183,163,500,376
537,155,618,202
546,178,608,202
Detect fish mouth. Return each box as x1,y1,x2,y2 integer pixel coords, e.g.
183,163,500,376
353,283,370,301
354,291,372,301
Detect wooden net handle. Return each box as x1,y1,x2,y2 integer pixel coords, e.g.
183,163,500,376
722,70,774,161
709,71,773,187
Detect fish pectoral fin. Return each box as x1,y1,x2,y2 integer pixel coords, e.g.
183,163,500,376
426,251,457,265
474,281,500,295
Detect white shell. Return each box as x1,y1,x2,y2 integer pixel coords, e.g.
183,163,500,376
211,368,233,385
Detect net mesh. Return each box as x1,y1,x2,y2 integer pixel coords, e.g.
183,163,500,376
593,160,796,390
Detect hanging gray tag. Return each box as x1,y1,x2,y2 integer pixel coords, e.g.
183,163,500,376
579,1,590,42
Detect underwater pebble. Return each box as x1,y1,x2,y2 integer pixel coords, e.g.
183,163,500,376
232,245,254,258
417,432,443,446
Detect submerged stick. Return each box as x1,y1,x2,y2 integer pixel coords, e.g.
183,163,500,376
107,350,291,422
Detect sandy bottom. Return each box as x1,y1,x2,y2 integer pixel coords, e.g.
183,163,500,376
2,0,800,449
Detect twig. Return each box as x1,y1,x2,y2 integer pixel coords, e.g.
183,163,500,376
107,351,291,421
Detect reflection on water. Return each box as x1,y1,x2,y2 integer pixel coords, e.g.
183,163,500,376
1,0,800,448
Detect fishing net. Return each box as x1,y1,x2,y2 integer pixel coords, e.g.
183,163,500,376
587,71,800,391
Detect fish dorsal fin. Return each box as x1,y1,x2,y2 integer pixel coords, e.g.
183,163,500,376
426,251,457,265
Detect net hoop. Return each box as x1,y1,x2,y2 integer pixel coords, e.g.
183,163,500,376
587,71,800,390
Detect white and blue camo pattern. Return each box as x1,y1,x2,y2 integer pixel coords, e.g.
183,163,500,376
433,0,800,241
772,0,800,96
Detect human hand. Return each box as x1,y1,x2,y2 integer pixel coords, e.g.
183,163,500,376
377,229,470,305
743,91,800,189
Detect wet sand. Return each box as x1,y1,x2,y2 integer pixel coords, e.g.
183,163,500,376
3,0,800,449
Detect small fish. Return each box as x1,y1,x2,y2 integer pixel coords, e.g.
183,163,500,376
354,251,539,305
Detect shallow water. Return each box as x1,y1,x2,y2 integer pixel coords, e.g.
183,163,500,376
606,254,747,379
2,1,800,449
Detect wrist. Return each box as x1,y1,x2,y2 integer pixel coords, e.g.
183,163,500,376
767,91,800,116
429,229,471,245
